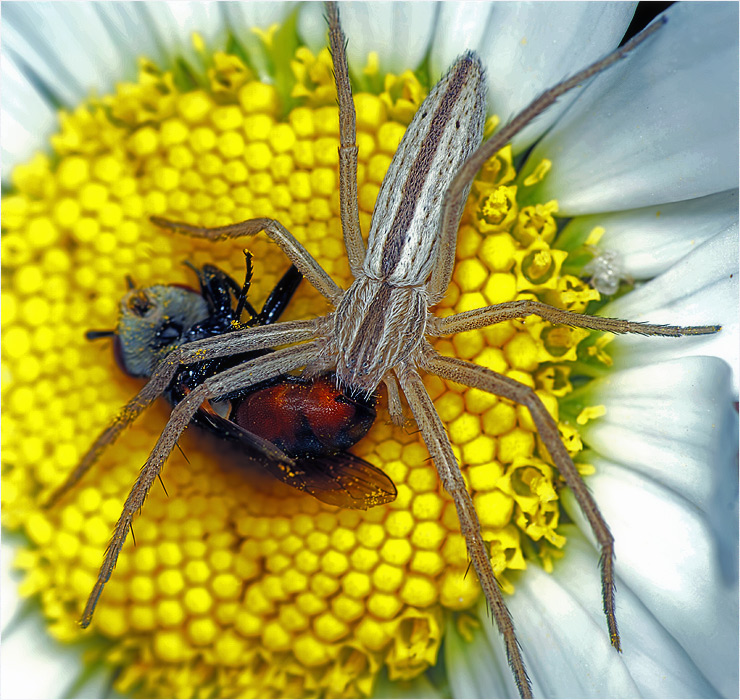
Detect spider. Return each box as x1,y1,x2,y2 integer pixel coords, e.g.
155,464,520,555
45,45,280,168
51,3,719,696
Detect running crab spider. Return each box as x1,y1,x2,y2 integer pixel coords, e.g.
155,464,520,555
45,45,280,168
55,3,720,697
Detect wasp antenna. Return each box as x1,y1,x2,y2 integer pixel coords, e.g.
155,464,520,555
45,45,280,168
125,275,136,290
85,329,115,341
235,252,256,321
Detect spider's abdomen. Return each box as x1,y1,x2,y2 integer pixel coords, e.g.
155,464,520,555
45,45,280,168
364,52,486,287
331,276,427,393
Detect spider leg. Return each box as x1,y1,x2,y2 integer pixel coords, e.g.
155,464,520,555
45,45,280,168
395,363,533,699
80,341,322,628
421,349,621,654
45,320,316,507
326,1,365,275
431,299,721,337
151,216,344,305
383,374,405,426
426,19,666,304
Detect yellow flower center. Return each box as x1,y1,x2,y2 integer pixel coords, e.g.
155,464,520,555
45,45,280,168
2,34,610,698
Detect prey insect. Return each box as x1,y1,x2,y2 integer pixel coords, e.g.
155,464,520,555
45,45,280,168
83,258,394,509
49,3,720,696
47,254,396,617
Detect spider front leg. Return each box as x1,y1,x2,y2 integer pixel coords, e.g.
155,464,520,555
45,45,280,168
421,349,621,653
326,0,365,275
383,375,406,426
431,298,721,337
426,18,666,306
396,364,533,699
80,341,322,628
151,216,344,305
45,320,316,507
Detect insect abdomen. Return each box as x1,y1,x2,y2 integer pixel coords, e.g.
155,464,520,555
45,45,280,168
232,376,376,457
364,52,487,287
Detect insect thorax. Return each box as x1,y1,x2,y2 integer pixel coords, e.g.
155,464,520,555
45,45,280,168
330,275,427,393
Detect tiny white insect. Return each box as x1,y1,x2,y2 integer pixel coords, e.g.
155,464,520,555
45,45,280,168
583,248,627,295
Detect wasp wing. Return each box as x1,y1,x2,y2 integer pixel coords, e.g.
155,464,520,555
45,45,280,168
281,452,397,510
196,405,395,510
195,404,297,466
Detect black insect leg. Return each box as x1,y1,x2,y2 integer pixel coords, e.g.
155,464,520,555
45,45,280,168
258,264,303,326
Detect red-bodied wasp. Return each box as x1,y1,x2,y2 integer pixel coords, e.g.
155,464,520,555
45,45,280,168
51,256,396,512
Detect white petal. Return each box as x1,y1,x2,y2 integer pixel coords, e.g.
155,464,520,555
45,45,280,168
602,228,739,396
223,1,297,29
298,2,437,75
2,3,127,104
575,355,740,587
1,539,114,698
429,2,636,153
94,2,294,75
562,459,739,698
85,2,168,69
444,612,515,698
0,54,57,174
549,527,722,697
576,356,736,514
463,520,728,697
1,540,22,634
136,3,229,56
496,564,638,697
1,613,91,699
2,2,148,172
96,1,294,71
557,189,738,280
523,2,739,215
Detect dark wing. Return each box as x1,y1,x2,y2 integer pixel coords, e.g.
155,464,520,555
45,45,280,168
274,452,397,510
196,405,396,510
195,405,297,466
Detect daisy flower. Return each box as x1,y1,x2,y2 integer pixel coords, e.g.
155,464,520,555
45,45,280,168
2,2,737,698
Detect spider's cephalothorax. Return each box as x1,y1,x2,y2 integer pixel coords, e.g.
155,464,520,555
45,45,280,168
51,4,720,696
326,51,486,393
